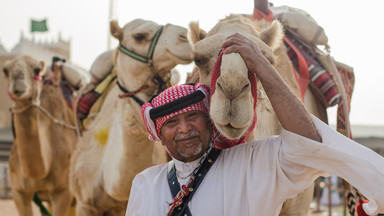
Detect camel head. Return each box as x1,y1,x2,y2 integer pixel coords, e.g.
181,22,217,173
190,14,284,139
110,19,193,99
3,55,46,105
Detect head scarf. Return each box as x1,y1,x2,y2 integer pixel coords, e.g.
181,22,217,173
141,83,210,141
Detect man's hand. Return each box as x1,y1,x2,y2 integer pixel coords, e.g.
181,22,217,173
221,33,274,80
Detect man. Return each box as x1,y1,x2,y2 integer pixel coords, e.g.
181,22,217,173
126,33,384,216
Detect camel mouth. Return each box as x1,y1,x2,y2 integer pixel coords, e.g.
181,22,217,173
167,49,193,65
174,54,193,64
215,123,247,140
210,104,253,140
10,89,27,99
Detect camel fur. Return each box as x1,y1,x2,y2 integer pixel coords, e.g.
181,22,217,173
69,19,193,215
3,55,77,216
189,14,327,216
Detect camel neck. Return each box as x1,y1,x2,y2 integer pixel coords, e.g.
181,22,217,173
13,107,51,179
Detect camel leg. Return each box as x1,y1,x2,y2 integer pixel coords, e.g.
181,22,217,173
50,188,74,216
12,189,34,216
68,199,77,216
279,183,315,216
76,201,96,216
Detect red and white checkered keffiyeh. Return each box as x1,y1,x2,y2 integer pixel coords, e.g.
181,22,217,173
141,83,210,141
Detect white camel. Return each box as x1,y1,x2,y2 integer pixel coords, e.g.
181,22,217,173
189,14,327,216
69,19,193,215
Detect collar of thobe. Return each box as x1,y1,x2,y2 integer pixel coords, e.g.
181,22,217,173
173,157,201,181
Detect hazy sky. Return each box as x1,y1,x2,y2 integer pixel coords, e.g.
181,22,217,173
1,0,383,126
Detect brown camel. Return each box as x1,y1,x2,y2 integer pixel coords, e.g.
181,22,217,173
69,19,193,215
3,55,77,216
189,14,327,216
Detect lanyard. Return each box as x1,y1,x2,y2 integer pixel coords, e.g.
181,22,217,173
167,148,221,216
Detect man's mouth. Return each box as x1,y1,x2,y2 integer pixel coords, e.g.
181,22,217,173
177,136,196,143
175,130,200,142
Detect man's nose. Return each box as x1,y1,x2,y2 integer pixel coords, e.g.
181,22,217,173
177,118,192,133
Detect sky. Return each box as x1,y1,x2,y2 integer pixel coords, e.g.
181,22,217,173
1,0,383,127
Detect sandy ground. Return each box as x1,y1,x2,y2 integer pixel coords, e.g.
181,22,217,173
0,199,40,216
0,198,347,216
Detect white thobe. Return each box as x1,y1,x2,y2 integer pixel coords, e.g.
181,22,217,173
126,116,384,216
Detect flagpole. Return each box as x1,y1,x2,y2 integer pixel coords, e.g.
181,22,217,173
107,0,116,50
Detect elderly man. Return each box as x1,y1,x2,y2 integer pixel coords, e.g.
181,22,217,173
125,34,384,216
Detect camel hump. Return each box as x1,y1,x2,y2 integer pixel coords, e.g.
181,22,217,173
89,50,115,84
270,5,330,50
61,63,90,89
46,61,90,89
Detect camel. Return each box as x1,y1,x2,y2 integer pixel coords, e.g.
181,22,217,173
189,14,327,216
3,55,77,216
69,19,193,215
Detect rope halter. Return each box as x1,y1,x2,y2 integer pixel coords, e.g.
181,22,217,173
210,48,258,149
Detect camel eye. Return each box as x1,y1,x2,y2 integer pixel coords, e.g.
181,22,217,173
193,57,201,65
193,54,209,67
133,33,148,42
193,57,206,66
3,68,8,77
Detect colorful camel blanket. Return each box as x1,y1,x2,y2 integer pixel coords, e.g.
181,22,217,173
75,68,117,130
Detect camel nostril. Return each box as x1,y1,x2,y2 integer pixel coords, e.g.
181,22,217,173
12,89,23,96
217,82,224,93
226,123,235,129
240,83,250,95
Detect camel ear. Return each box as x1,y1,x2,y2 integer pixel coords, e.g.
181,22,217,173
3,60,10,77
188,21,207,45
259,20,283,50
248,35,277,65
110,20,122,41
3,67,8,77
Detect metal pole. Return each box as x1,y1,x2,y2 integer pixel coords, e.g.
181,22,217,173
107,0,116,50
328,177,332,216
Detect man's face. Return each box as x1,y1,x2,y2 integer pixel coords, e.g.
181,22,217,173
160,110,212,162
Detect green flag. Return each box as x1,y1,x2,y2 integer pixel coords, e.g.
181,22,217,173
31,19,48,32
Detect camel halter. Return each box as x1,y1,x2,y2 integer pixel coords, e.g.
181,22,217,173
7,74,43,113
117,75,165,106
117,25,167,104
118,26,164,67
210,49,258,149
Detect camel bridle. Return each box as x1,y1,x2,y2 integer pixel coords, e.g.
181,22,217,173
117,25,167,105
118,26,164,69
9,77,76,130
